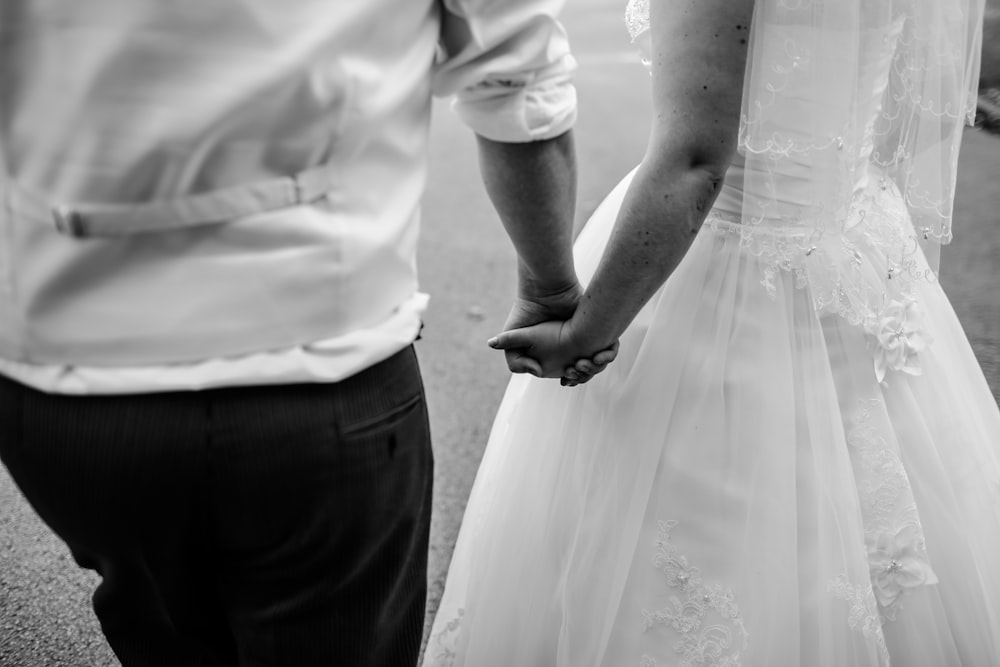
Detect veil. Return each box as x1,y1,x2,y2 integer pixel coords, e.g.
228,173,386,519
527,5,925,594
627,0,986,324
739,0,985,268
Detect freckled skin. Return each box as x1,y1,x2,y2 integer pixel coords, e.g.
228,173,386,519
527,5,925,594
491,0,756,378
562,0,753,344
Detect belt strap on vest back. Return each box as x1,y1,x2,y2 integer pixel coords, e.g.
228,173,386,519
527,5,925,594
29,163,337,238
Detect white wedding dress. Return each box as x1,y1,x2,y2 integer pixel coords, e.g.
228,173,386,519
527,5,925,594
424,1,1000,665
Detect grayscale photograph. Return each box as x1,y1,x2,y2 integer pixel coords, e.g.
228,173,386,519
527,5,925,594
1,1,998,665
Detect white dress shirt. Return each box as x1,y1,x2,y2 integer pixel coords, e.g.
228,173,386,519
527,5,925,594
0,0,577,394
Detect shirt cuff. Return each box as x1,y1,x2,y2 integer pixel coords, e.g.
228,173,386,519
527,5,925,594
452,56,578,143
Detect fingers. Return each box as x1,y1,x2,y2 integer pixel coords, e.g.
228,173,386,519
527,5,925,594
505,350,543,377
568,354,607,380
560,367,583,387
592,341,620,366
560,366,589,388
559,342,620,387
566,341,620,381
489,321,613,384
488,329,535,351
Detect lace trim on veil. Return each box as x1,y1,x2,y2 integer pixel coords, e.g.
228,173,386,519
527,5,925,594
622,0,967,647
623,0,985,367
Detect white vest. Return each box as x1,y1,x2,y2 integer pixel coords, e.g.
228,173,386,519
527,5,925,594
0,0,438,366
0,0,577,368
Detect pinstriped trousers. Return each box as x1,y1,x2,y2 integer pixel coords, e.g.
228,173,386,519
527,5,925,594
0,346,433,667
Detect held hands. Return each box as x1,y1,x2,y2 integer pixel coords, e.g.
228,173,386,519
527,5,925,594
488,320,618,386
490,278,619,386
498,281,580,378
489,305,619,386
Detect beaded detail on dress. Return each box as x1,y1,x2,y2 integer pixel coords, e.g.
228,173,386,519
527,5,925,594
622,0,984,381
846,399,939,619
705,168,935,383
639,521,749,667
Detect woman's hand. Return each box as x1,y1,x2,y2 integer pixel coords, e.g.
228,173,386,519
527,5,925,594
499,279,580,376
488,317,619,385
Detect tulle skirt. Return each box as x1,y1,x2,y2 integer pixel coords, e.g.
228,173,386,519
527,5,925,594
423,169,1000,666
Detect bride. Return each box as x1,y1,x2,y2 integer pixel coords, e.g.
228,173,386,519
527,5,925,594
425,0,999,664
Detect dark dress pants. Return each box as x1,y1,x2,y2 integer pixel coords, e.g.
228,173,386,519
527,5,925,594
0,346,433,667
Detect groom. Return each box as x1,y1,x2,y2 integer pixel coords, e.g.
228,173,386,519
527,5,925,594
0,1,607,665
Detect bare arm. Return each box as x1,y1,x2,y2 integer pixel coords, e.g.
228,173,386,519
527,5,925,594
491,0,756,375
476,130,602,375
475,130,579,305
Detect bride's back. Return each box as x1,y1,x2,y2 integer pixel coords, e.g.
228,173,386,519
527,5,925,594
707,0,984,321
715,15,906,225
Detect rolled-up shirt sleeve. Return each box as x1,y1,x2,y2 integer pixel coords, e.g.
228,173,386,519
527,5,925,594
432,0,577,143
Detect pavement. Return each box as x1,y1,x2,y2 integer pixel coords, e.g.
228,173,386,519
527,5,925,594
1,1,998,665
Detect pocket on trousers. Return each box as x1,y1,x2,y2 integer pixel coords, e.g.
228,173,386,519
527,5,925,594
338,391,430,470
339,393,425,440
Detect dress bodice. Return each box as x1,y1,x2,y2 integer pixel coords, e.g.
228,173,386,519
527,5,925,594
622,0,984,330
713,17,906,229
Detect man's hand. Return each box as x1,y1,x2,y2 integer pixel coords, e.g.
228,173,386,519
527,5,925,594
501,280,581,376
497,279,618,384
488,317,619,385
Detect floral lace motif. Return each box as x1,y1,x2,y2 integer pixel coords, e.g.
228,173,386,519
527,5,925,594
620,0,976,383
706,168,934,384
624,0,650,42
828,574,892,666
736,1,977,250
425,608,464,667
865,297,931,383
640,520,749,667
707,170,932,323
846,399,938,620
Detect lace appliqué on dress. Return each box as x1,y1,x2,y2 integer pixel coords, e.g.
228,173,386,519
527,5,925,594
828,574,892,667
826,398,940,666
425,608,464,667
707,169,934,385
706,1,974,384
846,399,938,620
864,297,932,384
640,520,749,667
737,2,977,264
624,0,649,42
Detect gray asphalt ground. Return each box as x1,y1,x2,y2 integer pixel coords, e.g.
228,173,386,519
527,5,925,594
2,1,998,665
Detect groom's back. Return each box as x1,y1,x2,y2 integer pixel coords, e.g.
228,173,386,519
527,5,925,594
0,0,438,202
0,0,440,365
